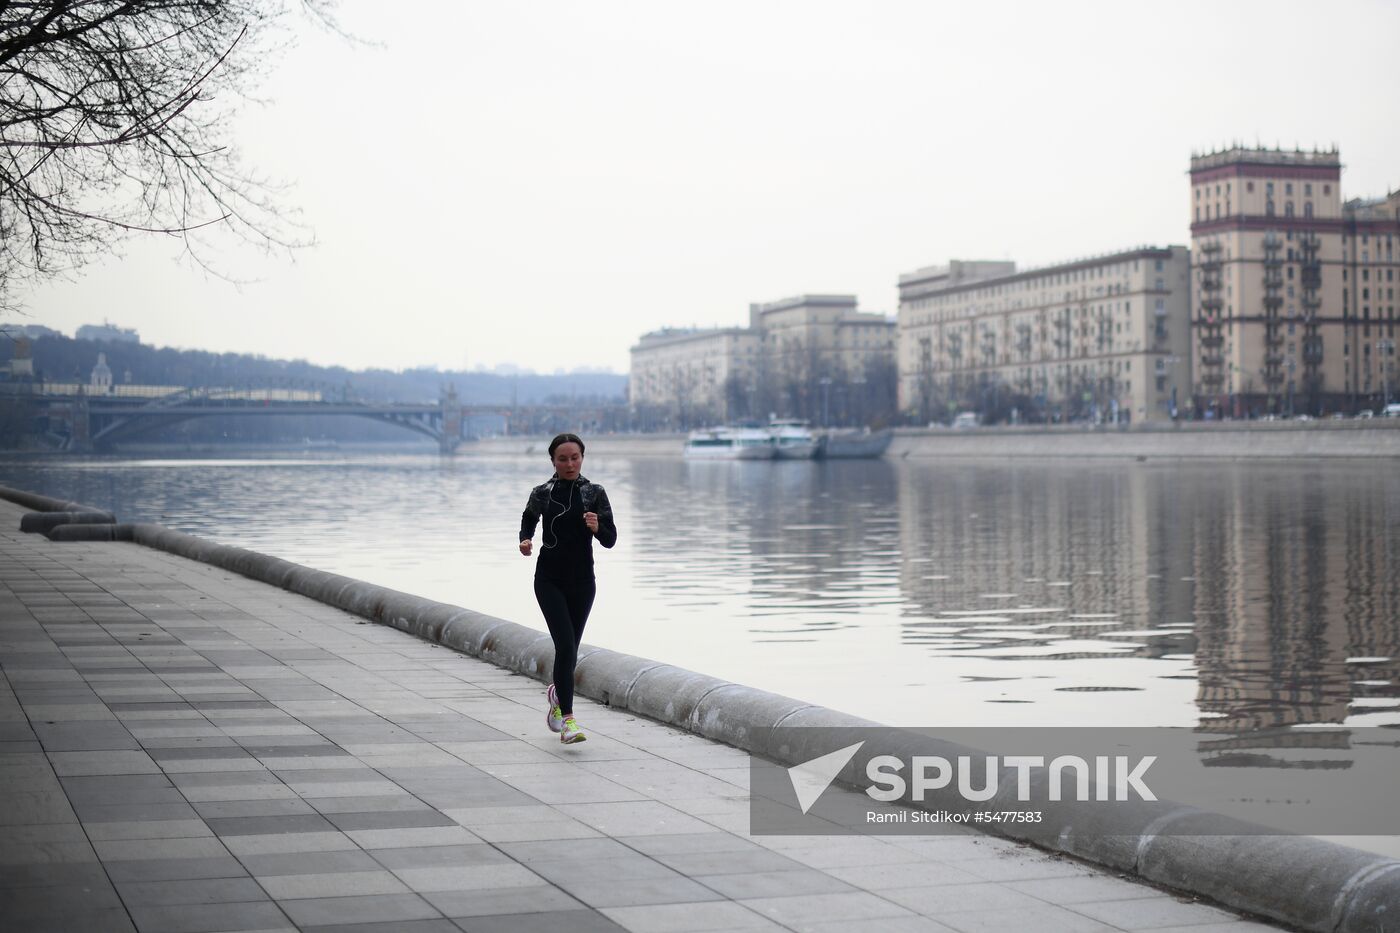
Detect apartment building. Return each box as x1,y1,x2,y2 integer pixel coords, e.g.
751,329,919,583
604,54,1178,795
629,296,895,427
628,326,762,426
897,249,1192,423
1342,191,1400,406
1188,147,1399,414
748,294,896,385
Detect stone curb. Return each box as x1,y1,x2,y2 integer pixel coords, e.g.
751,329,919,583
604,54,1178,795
0,484,112,515
0,486,1393,931
21,511,117,534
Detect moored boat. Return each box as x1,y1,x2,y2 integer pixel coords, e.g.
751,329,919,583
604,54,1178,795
768,419,818,460
817,428,893,459
684,426,776,460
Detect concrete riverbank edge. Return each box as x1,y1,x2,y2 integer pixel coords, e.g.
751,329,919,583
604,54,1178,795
463,422,1400,460
5,497,1397,930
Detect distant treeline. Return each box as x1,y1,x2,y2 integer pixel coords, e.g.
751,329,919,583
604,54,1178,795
2,333,627,405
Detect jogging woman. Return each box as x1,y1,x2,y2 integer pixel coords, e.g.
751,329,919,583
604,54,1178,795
519,433,617,744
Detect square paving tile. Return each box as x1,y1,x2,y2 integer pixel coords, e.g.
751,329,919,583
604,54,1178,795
258,870,411,900
278,892,442,926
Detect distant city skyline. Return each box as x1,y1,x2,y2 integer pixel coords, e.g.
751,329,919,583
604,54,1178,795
17,0,1400,375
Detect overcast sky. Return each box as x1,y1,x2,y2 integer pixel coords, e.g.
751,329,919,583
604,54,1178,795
23,0,1400,375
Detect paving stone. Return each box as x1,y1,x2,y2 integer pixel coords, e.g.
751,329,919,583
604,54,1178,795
325,810,457,831
278,892,442,926
219,831,362,856
103,856,250,883
740,891,916,926
298,921,461,933
126,900,290,933
205,814,337,836
365,845,509,870
939,905,1119,933
258,869,411,900
600,901,788,933
1068,896,1240,929
456,908,630,933
702,868,857,900
93,836,232,862
422,884,584,918
241,849,384,877
115,876,268,906
1007,874,1167,905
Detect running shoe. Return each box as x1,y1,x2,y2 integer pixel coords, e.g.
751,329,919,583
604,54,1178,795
560,716,586,744
546,684,564,733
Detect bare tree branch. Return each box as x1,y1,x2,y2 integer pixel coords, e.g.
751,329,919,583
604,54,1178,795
0,0,342,312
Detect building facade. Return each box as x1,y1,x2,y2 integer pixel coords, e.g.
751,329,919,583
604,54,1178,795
627,326,762,427
76,321,140,344
629,297,895,427
1189,148,1351,416
897,249,1191,424
1342,191,1400,408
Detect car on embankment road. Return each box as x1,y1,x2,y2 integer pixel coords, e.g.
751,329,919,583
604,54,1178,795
1384,403,1400,418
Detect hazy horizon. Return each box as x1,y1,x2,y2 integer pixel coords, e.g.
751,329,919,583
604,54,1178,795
19,0,1400,375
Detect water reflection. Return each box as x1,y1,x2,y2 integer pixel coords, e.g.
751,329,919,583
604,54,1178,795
2,453,1396,732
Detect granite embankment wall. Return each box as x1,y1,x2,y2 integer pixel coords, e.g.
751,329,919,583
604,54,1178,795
468,434,686,457
890,420,1400,459
468,423,1400,460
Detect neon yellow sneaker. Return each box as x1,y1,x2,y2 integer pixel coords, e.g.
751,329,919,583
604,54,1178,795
560,716,586,744
546,684,564,733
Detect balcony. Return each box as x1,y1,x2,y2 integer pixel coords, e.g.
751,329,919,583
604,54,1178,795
1301,292,1321,309
1264,353,1284,367
1303,347,1324,365
1200,333,1224,348
1200,240,1222,254
1263,294,1283,309
1201,295,1224,311
1263,371,1285,387
1264,331,1284,348
1201,354,1225,367
1263,253,1283,267
1202,370,1226,386
1263,273,1283,288
1300,271,1322,290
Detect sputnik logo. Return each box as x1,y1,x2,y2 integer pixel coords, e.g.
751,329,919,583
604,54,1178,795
787,742,864,814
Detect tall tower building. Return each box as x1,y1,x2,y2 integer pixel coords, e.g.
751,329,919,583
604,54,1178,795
1341,192,1400,408
1188,148,1343,416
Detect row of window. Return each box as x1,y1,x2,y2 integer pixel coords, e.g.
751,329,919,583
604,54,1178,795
1195,181,1334,199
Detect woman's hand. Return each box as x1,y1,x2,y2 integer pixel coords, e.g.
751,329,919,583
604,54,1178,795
583,511,599,534
519,539,532,556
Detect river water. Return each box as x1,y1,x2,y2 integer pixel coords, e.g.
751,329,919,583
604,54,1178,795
5,451,1397,734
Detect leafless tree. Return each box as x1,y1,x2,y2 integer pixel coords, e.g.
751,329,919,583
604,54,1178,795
1,1,340,313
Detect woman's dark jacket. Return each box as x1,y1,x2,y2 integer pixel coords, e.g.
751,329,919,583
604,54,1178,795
519,474,617,582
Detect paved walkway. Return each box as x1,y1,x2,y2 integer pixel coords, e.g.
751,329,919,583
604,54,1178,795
0,499,1285,933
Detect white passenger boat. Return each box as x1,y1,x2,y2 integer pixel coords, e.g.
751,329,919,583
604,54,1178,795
684,426,776,460
768,419,819,460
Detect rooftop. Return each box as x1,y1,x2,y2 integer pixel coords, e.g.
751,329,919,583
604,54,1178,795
1190,145,1341,172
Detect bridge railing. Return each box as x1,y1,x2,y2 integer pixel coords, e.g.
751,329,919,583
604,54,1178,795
0,382,323,402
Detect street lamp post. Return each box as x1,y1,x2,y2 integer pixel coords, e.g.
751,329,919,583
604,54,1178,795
1286,357,1296,418
1379,339,1396,406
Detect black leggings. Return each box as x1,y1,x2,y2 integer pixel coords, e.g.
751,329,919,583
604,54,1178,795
533,576,595,715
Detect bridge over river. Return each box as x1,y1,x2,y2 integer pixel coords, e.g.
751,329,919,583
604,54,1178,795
4,383,612,453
